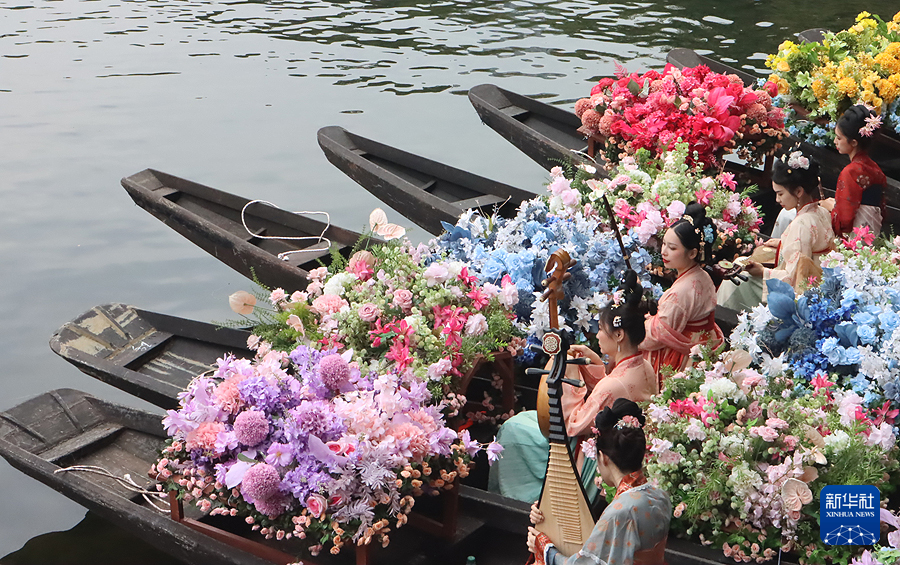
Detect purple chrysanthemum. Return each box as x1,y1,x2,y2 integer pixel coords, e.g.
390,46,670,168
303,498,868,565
241,463,281,503
317,354,351,390
233,410,269,446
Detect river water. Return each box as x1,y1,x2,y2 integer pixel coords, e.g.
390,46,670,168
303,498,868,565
0,0,891,562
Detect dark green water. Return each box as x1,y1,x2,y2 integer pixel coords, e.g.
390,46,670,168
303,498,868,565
1,0,895,562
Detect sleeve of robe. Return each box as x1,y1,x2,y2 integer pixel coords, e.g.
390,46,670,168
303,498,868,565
561,366,622,438
764,206,831,298
549,486,672,565
832,163,863,236
640,282,693,355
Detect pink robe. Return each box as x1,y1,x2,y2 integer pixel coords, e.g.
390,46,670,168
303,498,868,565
641,264,724,387
763,201,834,301
561,353,658,438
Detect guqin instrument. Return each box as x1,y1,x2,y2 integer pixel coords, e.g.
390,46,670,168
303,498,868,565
528,249,595,557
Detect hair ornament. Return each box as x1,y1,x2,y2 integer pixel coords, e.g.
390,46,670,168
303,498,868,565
860,114,883,137
786,150,810,170
615,415,642,430
612,315,623,328
681,214,694,226
703,224,715,244
610,289,625,307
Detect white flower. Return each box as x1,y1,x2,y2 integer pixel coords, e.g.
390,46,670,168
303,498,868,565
647,403,671,423
685,418,707,441
823,430,852,454
322,272,356,296
699,376,745,403
650,438,673,453
866,421,896,451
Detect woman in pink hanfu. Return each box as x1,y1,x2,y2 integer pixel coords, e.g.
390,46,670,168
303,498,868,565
641,203,724,388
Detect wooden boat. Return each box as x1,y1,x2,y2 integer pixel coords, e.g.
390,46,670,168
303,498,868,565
467,84,595,173
49,303,253,410
122,169,367,293
317,126,534,235
0,388,534,565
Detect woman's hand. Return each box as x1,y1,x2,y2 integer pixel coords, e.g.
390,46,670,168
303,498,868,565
821,197,836,212
527,526,539,554
744,260,764,278
530,502,544,525
762,238,780,248
569,345,600,366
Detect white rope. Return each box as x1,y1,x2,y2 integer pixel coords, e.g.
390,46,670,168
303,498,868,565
240,200,332,262
54,464,170,513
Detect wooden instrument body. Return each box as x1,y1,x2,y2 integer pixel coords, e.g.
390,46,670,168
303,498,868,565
532,249,596,557
534,331,596,556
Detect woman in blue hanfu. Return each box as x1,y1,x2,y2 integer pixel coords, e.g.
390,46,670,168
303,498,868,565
527,399,671,565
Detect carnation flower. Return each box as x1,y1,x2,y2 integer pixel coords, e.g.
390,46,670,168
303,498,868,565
465,313,488,336
427,358,453,380
186,421,226,452
311,294,347,316
234,410,269,447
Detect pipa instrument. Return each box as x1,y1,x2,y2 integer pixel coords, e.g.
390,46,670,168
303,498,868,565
528,249,595,557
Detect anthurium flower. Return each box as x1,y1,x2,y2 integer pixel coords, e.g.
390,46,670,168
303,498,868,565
229,290,257,315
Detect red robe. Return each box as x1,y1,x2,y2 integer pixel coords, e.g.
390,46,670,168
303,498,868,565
831,152,886,236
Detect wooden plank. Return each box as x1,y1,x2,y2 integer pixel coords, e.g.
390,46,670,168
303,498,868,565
41,422,124,462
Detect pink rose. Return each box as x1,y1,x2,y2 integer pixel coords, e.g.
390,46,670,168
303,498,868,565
746,400,762,422
749,425,778,442
358,302,381,322
305,493,327,519
269,288,287,305
560,189,580,207
286,314,305,335
392,288,413,311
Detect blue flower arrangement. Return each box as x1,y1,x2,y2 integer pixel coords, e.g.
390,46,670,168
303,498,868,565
427,198,661,341
731,241,900,409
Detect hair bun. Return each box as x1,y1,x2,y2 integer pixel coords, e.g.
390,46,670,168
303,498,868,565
595,398,646,430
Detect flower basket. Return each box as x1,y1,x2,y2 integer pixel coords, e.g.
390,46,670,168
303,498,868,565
165,481,460,565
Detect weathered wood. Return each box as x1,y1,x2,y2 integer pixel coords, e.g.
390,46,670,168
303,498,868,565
468,83,594,173
50,303,253,410
317,126,534,235
122,168,369,293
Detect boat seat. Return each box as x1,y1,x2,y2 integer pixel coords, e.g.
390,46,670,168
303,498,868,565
499,103,529,120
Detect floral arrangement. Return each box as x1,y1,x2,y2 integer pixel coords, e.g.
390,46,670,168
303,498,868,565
730,229,900,408
227,229,523,404
766,11,900,143
153,347,502,557
543,143,762,264
574,64,788,170
428,196,660,342
643,348,900,564
854,507,900,564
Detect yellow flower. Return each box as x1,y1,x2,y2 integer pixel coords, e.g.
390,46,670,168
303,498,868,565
856,11,872,22
894,10,900,23
778,40,797,52
777,59,790,72
812,79,829,101
838,77,858,97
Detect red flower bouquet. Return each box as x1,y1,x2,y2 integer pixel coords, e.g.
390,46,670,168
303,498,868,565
575,65,788,170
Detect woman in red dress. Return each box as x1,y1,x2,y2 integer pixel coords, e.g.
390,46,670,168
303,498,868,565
830,104,887,236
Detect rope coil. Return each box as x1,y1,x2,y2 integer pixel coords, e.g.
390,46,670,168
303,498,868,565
240,200,332,262
54,464,170,513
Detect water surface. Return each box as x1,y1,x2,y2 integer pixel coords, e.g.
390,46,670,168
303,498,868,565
0,0,888,560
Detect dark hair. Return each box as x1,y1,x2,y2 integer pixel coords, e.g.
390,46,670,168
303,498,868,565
594,398,646,473
771,150,821,199
669,202,717,265
597,270,657,345
837,104,877,151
